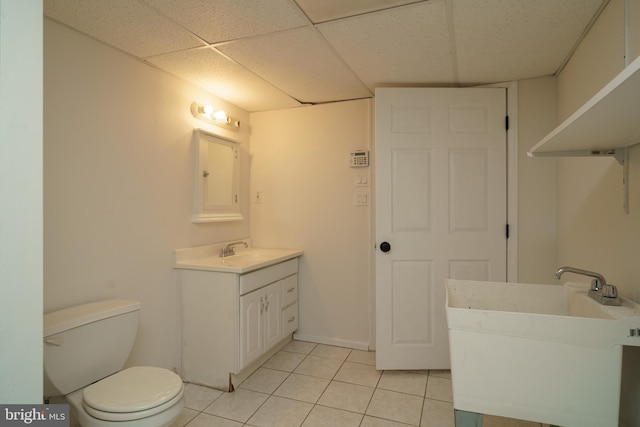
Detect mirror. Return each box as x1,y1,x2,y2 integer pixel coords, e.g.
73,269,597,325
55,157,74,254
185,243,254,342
192,129,242,222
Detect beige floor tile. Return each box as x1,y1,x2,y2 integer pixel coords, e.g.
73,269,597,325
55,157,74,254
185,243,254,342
204,389,269,423
317,381,374,413
239,368,290,394
183,383,224,411
283,340,318,355
484,414,544,427
346,349,376,365
425,375,453,403
294,355,344,379
429,370,451,379
310,344,352,361
170,407,198,427
334,361,382,387
301,405,363,427
378,370,428,397
247,395,313,427
361,416,416,426
366,388,424,426
274,373,330,403
421,399,454,427
186,412,244,427
262,350,307,372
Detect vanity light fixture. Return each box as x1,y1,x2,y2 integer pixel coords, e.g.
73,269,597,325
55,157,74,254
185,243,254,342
190,102,240,130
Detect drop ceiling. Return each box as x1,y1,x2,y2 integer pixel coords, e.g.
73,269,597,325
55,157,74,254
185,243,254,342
44,0,608,112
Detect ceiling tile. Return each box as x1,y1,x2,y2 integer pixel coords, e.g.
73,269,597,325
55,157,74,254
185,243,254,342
44,0,205,57
295,0,423,23
146,48,301,112
453,0,605,83
143,0,310,44
217,27,372,103
317,1,454,89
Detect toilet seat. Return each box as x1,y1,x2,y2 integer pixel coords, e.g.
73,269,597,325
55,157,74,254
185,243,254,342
83,366,183,422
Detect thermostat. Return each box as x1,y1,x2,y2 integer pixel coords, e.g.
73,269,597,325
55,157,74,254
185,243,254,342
350,150,369,168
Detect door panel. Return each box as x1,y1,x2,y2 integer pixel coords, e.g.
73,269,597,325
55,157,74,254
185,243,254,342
375,87,507,370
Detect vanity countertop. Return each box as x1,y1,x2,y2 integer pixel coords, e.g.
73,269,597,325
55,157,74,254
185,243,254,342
174,247,303,274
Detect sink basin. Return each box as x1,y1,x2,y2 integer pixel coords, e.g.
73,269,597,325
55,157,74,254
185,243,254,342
174,247,303,273
446,279,640,427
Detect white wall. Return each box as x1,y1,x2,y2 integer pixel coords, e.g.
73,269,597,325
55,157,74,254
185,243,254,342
555,1,640,425
249,100,373,349
44,19,250,371
0,0,43,403
516,77,558,284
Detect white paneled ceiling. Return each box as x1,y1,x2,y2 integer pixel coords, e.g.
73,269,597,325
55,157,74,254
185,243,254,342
44,0,608,112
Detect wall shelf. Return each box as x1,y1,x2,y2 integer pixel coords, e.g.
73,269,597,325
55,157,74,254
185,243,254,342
529,55,640,156
528,55,640,214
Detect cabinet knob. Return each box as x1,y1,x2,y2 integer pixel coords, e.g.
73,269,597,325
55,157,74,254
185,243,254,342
286,287,295,293
287,316,296,323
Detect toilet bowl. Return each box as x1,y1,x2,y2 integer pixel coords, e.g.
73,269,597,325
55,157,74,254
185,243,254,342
43,299,184,427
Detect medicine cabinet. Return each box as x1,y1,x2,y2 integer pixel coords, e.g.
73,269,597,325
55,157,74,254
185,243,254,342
192,129,242,223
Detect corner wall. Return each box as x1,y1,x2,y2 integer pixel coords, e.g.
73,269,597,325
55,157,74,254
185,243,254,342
0,0,43,402
249,100,372,349
555,1,640,425
44,19,250,371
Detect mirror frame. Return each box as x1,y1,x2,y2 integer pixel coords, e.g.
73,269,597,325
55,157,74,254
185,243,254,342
192,129,243,223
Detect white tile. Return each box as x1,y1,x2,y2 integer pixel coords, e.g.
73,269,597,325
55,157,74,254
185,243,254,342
334,362,382,388
429,370,451,379
378,370,428,397
282,340,318,355
309,344,352,361
421,399,454,427
302,405,363,427
366,388,423,426
183,383,224,411
425,375,453,403
239,368,290,394
247,396,313,427
274,373,330,404
204,389,269,423
361,416,415,427
262,350,307,372
186,412,244,427
484,414,544,427
317,381,374,413
170,407,198,427
294,355,344,379
346,349,376,365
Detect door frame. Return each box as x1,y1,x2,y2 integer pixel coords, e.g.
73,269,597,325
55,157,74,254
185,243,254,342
367,81,519,350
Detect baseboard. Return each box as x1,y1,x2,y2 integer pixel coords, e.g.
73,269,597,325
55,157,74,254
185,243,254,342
292,332,370,351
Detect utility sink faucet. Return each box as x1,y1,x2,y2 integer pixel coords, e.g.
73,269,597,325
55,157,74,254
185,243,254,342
219,240,248,257
555,266,621,306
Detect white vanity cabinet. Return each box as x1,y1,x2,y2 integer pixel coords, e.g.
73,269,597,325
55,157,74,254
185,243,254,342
178,256,300,391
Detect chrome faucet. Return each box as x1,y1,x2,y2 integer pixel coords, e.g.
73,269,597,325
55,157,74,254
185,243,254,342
219,240,248,257
555,266,620,305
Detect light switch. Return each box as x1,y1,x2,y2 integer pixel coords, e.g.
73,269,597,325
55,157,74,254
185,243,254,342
354,192,368,206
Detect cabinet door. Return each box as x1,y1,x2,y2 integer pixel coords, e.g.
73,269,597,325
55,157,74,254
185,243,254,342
240,289,263,368
263,282,282,351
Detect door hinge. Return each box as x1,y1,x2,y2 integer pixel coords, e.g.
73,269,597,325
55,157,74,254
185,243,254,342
505,224,510,239
505,115,509,130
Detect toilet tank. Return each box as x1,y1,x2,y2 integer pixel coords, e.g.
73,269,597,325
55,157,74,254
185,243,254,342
43,299,141,397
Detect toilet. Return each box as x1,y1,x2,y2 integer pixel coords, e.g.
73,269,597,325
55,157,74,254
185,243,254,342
43,299,184,427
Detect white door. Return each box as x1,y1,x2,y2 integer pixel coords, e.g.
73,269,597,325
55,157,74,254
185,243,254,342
375,87,507,370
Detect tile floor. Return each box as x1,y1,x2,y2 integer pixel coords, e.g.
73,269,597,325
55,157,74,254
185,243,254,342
171,341,550,427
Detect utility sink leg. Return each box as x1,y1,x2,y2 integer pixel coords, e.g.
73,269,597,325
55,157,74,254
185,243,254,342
454,409,483,427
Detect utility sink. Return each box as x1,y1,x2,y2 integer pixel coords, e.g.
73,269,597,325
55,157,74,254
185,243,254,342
446,279,640,427
174,246,303,273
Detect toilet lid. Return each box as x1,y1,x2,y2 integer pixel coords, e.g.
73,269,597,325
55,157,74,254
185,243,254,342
83,366,183,414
